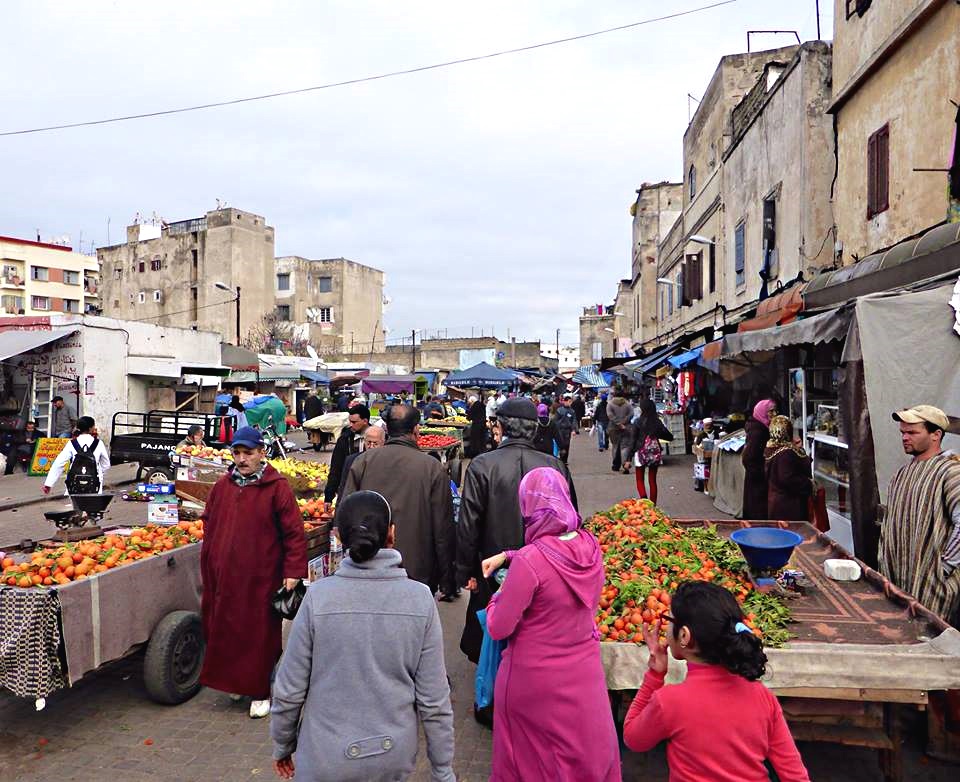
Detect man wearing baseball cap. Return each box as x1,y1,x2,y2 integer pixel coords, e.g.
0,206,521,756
881,405,960,623
199,426,307,718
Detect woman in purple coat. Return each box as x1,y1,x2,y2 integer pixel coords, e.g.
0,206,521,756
482,467,621,782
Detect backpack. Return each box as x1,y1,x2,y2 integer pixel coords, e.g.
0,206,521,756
66,437,101,494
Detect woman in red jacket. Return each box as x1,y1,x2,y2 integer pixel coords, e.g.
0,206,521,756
623,581,809,782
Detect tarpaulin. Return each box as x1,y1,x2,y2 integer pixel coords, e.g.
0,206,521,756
361,375,417,394
719,307,851,358
668,346,704,369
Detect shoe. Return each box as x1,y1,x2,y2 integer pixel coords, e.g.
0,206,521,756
228,693,244,702
249,699,271,719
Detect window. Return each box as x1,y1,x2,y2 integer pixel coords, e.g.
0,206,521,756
138,260,145,273
762,197,778,279
31,266,49,281
31,295,50,310
150,259,162,271
867,124,890,219
318,276,332,293
138,291,146,304
153,290,163,302
591,341,603,361
276,304,291,320
62,298,80,313
63,270,80,285
319,306,333,323
277,273,290,291
708,242,716,293
688,165,696,200
128,292,135,303
114,267,122,280
191,249,198,267
845,0,872,20
2,295,23,313
667,279,674,316
734,222,746,288
683,252,703,303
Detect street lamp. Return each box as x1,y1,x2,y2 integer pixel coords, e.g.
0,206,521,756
214,282,241,344
688,235,715,246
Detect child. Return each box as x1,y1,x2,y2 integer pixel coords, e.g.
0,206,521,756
623,581,810,782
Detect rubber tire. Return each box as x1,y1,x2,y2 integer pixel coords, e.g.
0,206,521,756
144,466,174,484
143,610,205,705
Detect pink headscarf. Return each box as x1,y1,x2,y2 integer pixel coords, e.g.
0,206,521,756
519,467,581,544
753,399,776,427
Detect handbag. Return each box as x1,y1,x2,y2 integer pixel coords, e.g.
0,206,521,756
474,608,506,710
808,484,830,533
271,579,307,620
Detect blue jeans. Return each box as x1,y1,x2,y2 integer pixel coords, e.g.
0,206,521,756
596,425,608,450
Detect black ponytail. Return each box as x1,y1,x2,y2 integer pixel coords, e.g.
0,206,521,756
670,581,768,681
335,491,392,564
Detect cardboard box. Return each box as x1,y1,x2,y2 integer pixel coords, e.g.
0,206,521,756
148,500,179,526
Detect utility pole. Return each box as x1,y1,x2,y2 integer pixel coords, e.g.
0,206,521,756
235,286,241,346
555,328,560,369
411,329,416,373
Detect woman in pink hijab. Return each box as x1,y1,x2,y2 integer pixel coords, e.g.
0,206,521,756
482,467,621,782
742,399,777,519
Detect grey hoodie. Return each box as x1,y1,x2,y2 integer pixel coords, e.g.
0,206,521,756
270,549,455,781
606,396,633,428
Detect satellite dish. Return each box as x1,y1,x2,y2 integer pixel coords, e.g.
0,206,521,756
306,345,319,360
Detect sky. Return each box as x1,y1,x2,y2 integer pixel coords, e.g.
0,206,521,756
0,0,833,349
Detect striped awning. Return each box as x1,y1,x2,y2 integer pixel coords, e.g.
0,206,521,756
572,365,609,387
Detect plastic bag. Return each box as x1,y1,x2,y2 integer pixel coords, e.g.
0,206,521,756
474,608,505,710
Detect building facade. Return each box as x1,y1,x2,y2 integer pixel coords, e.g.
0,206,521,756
274,256,385,356
629,182,683,348
579,305,617,365
831,0,960,262
98,208,275,344
0,236,101,317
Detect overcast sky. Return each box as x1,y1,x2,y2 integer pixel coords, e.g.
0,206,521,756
1,0,832,349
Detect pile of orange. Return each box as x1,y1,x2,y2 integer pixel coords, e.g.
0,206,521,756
297,497,332,522
1,521,203,589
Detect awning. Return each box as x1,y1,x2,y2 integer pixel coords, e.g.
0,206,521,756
625,342,682,376
737,284,805,332
225,371,257,384
126,357,231,379
300,370,329,384
668,346,704,369
361,375,418,394
0,327,77,362
258,365,303,381
571,365,609,387
803,222,960,311
720,307,851,358
221,342,260,371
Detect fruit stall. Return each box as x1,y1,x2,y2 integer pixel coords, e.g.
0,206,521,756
589,499,960,782
0,522,205,708
417,427,463,463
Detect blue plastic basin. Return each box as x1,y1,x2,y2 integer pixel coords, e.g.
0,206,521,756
730,527,803,571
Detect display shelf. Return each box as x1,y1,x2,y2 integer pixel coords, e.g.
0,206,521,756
813,469,850,489
807,432,849,449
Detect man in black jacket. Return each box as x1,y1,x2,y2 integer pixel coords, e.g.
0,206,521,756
323,404,370,503
456,398,577,666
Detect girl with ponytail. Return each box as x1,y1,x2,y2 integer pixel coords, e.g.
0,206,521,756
623,581,809,781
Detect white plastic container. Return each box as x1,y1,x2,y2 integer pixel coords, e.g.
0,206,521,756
824,558,862,581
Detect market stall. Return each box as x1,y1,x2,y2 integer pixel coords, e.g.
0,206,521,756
444,361,518,390
590,500,960,782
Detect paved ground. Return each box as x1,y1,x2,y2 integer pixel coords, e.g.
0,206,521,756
0,431,956,780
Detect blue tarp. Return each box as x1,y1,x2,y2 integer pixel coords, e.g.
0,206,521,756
668,346,704,369
571,365,609,387
300,370,329,384
445,362,518,388
627,343,682,376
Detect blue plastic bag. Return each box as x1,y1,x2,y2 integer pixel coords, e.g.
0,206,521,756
474,608,506,709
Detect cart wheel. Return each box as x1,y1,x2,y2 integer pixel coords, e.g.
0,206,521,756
144,466,174,484
144,610,205,705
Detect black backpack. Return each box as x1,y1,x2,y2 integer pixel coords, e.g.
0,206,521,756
66,437,101,494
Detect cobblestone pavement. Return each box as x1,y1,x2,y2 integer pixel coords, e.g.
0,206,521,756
0,432,956,780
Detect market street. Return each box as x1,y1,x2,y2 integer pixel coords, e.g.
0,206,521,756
0,433,955,782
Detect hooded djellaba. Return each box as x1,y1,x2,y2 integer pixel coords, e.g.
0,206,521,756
764,415,813,521
485,467,621,782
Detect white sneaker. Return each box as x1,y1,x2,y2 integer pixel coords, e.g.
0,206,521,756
249,699,271,719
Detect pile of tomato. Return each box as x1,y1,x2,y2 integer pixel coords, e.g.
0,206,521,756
587,499,792,646
1,522,203,589
417,434,459,450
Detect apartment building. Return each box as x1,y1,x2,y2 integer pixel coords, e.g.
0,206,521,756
274,256,385,356
98,207,275,343
0,235,100,317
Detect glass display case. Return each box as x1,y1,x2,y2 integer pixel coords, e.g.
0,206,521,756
788,367,839,445
808,403,852,551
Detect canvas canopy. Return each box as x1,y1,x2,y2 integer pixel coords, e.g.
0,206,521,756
445,362,518,388
361,374,418,394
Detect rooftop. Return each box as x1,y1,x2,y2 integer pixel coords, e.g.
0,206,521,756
0,235,73,252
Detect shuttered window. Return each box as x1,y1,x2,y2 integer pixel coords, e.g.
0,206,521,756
867,124,889,219
683,252,703,303
734,222,746,288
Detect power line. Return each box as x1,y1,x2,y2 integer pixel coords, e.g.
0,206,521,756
1,1,740,137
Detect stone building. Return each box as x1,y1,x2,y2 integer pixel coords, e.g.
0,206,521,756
273,256,385,356
654,43,835,349
628,182,683,348
830,0,960,263
1,235,101,317
579,304,617,365
98,208,275,344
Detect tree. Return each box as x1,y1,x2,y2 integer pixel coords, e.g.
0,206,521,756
244,311,310,355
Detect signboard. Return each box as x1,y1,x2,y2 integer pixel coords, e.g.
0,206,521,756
27,437,70,476
458,348,496,370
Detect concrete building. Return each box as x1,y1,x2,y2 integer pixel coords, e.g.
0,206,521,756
628,182,683,348
273,256,384,356
654,43,835,348
830,0,960,262
0,235,101,317
98,208,275,344
540,344,581,373
579,304,617,365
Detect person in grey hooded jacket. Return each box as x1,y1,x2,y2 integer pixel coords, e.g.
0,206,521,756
606,389,634,472
270,491,455,782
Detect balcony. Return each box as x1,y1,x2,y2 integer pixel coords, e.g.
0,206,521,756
1,273,24,288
